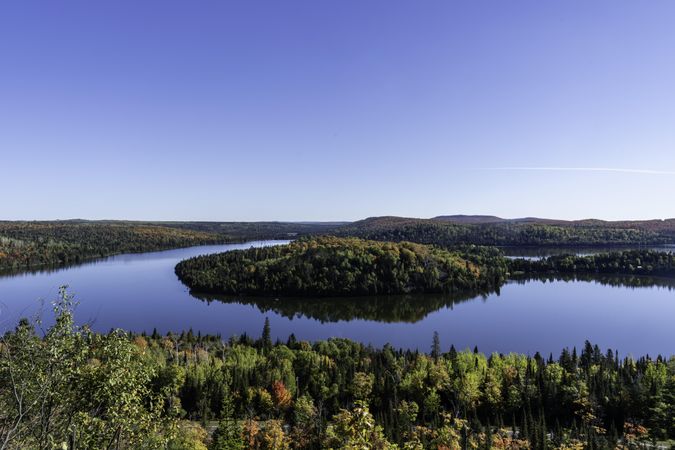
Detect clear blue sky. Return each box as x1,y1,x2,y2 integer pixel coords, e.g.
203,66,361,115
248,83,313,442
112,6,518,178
2,1,674,221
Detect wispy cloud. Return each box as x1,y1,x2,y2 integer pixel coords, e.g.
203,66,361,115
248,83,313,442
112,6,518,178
480,167,675,175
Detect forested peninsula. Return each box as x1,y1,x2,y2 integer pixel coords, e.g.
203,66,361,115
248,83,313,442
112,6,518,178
510,250,675,277
0,220,336,273
176,237,675,299
0,222,223,272
175,237,507,297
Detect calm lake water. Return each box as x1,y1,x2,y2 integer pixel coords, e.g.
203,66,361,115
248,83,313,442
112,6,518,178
0,241,673,357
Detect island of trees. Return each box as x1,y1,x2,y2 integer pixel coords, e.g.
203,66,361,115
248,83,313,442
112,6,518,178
175,236,507,297
0,292,673,449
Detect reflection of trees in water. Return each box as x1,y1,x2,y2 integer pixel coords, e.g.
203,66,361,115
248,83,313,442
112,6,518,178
0,259,108,279
193,272,674,324
509,273,675,290
191,288,498,323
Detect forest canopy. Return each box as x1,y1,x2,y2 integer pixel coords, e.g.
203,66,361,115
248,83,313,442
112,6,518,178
0,220,338,273
175,236,507,297
0,221,224,272
336,216,674,247
509,249,675,277
1,291,673,449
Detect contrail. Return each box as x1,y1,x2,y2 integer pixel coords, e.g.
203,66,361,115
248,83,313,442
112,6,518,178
480,167,675,175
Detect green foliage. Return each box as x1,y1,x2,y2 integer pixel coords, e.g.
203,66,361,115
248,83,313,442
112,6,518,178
336,216,672,247
168,422,209,450
0,221,224,272
176,236,506,296
0,220,339,273
323,401,396,449
0,287,169,449
510,249,675,277
1,290,673,449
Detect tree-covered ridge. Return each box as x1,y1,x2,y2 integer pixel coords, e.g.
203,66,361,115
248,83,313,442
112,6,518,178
175,237,507,297
336,216,673,247
159,220,343,240
510,249,675,277
0,220,341,273
0,221,226,272
1,294,673,449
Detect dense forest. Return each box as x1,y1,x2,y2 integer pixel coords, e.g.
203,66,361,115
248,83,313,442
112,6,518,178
175,237,508,297
336,217,674,247
159,221,343,240
2,217,673,275
434,215,675,235
0,222,224,272
0,221,338,273
1,292,673,449
510,250,675,277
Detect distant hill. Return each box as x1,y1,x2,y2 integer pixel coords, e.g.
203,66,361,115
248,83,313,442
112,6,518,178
433,215,506,224
431,215,675,233
334,216,675,246
433,215,574,225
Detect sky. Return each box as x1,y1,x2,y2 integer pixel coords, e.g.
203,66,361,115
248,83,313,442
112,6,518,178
1,1,675,221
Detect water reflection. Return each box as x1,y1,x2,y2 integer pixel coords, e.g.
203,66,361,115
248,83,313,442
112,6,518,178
192,289,498,323
190,271,675,324
510,273,675,290
0,241,673,355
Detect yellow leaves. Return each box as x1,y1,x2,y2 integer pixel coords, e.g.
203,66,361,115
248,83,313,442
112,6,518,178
622,421,649,444
489,430,532,450
133,335,148,351
553,441,584,450
271,380,292,410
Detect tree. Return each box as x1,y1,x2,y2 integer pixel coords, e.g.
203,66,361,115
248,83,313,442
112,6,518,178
323,401,396,449
431,331,441,361
262,317,272,353
271,380,292,411
259,420,290,450
210,394,244,450
291,395,319,449
351,372,374,402
0,287,169,450
167,422,208,450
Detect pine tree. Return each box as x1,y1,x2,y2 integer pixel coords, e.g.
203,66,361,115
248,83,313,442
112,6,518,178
449,345,458,362
431,331,441,361
261,317,272,353
211,414,244,450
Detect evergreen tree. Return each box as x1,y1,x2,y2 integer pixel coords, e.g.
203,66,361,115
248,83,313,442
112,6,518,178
261,317,272,353
210,390,244,450
431,331,441,361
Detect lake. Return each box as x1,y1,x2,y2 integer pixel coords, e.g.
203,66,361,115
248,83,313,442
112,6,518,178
0,241,673,357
